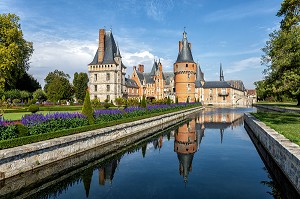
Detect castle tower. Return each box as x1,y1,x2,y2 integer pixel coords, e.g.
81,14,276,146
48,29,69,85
88,28,126,102
174,31,196,103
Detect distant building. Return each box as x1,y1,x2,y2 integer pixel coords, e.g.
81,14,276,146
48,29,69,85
131,60,174,100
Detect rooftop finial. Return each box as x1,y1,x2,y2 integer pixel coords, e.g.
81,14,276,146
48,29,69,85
183,27,187,39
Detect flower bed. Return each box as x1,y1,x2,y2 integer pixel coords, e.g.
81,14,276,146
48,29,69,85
0,103,201,142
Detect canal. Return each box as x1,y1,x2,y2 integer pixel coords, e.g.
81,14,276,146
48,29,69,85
0,107,296,198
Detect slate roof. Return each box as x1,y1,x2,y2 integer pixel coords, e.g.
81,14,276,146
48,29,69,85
195,63,204,88
144,73,155,84
89,30,120,65
163,72,174,85
227,80,245,91
125,78,139,88
203,81,232,88
176,31,194,63
135,71,144,83
150,61,158,76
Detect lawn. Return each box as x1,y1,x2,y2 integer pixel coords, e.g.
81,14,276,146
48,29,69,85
256,102,300,110
3,110,79,121
252,112,300,146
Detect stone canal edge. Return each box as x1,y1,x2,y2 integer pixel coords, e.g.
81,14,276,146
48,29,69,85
244,113,300,194
0,106,203,180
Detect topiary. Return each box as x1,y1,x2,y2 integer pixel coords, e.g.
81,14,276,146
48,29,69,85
82,90,95,125
175,96,178,104
15,124,29,137
140,95,147,108
28,104,39,113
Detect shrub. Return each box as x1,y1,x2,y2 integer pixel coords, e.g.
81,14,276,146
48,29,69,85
82,90,94,125
175,97,178,104
104,102,110,109
15,124,29,137
140,95,147,108
28,104,39,113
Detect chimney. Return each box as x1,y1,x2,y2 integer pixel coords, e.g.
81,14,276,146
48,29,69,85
179,41,182,53
138,64,144,73
189,42,192,50
98,29,105,63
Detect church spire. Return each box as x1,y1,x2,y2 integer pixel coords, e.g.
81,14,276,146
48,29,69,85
220,63,224,81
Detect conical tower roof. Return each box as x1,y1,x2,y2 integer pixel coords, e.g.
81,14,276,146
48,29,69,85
176,31,194,63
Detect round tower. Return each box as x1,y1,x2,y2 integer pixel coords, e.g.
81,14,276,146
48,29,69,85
174,31,196,103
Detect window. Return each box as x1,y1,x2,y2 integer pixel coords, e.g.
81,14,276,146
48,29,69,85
188,73,190,79
186,64,188,67
107,85,110,91
132,88,134,94
94,85,97,92
106,73,110,81
187,84,191,91
94,74,97,81
94,95,97,99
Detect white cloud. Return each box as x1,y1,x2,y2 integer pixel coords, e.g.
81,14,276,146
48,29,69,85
225,57,261,74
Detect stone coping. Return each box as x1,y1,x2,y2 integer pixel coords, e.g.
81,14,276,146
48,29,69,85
254,104,300,113
244,113,300,193
0,106,201,161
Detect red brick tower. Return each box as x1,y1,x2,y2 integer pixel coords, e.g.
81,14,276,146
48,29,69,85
174,31,196,103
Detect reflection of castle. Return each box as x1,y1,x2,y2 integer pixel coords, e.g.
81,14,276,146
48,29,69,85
99,159,120,186
174,120,204,183
174,110,243,183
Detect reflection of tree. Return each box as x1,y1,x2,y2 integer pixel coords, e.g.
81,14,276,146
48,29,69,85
260,167,282,199
82,167,94,197
142,143,147,158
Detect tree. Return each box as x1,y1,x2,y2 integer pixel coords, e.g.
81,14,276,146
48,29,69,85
82,90,94,125
277,0,300,31
44,70,70,92
73,72,89,101
0,14,33,91
115,97,124,108
140,95,147,108
261,1,300,105
15,72,41,92
44,70,74,102
33,89,47,102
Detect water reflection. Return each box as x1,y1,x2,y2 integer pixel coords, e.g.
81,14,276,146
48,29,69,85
173,109,244,183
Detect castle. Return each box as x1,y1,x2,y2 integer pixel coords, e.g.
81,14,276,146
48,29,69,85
88,28,252,106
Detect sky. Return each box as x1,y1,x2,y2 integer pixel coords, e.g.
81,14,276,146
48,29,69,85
1,0,283,89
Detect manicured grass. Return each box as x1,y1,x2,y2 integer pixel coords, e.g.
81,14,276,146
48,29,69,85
256,102,300,109
2,110,80,121
252,112,300,146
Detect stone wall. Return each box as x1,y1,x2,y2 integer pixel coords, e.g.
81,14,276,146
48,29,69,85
254,104,300,113
244,113,300,194
0,107,201,181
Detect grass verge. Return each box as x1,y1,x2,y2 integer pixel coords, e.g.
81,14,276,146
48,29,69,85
251,112,300,146
0,106,200,150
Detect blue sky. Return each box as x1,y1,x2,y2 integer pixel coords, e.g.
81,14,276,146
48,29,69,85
1,0,283,89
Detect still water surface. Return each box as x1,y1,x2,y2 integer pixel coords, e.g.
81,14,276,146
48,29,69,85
9,108,285,198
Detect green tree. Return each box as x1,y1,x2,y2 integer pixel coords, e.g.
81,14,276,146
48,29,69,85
33,89,47,102
44,70,74,102
73,72,89,101
4,89,21,100
175,96,178,104
115,97,124,108
277,0,300,31
15,72,41,92
82,90,94,125
261,1,300,105
20,90,31,102
0,14,33,91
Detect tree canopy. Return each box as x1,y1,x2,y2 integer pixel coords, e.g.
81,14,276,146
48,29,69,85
44,70,74,102
0,13,33,91
73,72,88,101
259,0,300,105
